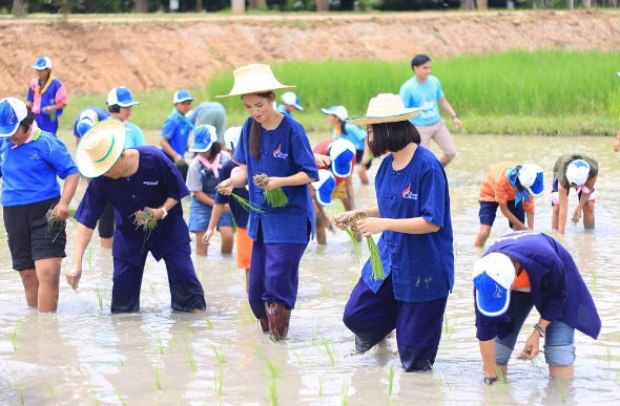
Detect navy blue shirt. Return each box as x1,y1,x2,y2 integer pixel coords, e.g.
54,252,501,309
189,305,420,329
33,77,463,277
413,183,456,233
233,115,318,244
75,147,190,264
214,159,249,228
363,146,454,302
475,231,601,341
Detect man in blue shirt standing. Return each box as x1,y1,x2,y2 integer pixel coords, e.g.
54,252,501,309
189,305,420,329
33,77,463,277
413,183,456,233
399,54,462,167
161,90,194,180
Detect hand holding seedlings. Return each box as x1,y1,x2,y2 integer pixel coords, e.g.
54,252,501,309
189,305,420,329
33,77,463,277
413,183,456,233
47,201,71,222
216,179,233,196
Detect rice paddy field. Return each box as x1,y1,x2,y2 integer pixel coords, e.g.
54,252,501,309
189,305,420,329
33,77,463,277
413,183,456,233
1,128,619,404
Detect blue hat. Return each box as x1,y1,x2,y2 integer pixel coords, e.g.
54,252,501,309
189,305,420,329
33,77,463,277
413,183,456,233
312,169,336,206
517,163,544,197
189,124,216,152
0,97,28,138
106,87,140,107
329,139,356,178
76,109,100,137
32,56,52,70
281,91,303,111
472,253,516,317
173,90,193,104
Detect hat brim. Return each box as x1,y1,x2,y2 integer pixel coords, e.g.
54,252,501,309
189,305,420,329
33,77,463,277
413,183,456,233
175,97,194,104
216,85,296,99
75,119,126,178
32,65,50,70
189,140,215,153
348,108,422,126
474,273,511,318
0,122,19,138
114,101,140,108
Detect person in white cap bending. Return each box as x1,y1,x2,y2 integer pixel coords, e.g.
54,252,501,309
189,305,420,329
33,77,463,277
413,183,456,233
26,56,67,136
65,119,206,314
474,162,544,248
551,154,598,235
276,91,303,119
0,97,79,312
473,231,601,385
73,106,110,146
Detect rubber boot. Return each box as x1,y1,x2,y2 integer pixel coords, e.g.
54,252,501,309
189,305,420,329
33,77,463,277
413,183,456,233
265,302,291,342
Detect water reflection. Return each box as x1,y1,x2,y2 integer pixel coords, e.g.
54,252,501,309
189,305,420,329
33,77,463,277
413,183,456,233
1,134,619,404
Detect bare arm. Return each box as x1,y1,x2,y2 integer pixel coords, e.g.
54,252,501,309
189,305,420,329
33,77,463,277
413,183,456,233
438,97,462,130
203,203,225,246
193,190,215,207
53,172,80,221
65,223,95,291
355,216,440,237
557,184,570,235
265,172,314,190
498,202,529,231
160,136,182,163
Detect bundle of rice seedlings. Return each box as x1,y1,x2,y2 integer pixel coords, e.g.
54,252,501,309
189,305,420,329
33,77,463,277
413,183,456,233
216,184,264,214
253,173,288,208
345,210,384,280
132,207,157,233
45,208,76,242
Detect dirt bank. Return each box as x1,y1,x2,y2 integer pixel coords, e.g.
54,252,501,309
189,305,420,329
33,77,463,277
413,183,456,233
0,10,619,97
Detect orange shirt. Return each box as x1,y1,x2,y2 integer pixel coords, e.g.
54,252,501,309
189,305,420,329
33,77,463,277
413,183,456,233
479,162,535,213
513,269,531,291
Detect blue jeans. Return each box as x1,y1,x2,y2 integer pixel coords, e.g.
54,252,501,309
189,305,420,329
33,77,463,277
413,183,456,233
496,291,575,366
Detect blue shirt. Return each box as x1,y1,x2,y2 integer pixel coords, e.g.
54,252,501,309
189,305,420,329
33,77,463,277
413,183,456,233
334,123,366,152
74,147,190,265
399,75,445,127
475,231,601,341
0,129,79,207
123,121,146,149
27,77,65,135
72,106,110,138
362,146,454,302
233,116,318,244
214,159,250,228
161,108,194,157
276,104,292,118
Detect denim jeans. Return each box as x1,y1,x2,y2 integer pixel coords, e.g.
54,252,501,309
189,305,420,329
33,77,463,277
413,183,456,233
496,291,576,366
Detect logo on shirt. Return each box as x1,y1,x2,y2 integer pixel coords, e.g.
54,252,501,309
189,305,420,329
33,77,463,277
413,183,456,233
272,144,288,159
30,153,41,161
401,183,418,200
493,283,503,299
143,180,159,186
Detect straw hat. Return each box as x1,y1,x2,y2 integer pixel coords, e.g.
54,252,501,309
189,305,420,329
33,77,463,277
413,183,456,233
348,93,421,126
75,119,126,178
216,64,295,98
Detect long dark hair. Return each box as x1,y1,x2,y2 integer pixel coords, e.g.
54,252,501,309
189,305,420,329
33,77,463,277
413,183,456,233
368,121,420,157
19,108,35,132
248,91,275,159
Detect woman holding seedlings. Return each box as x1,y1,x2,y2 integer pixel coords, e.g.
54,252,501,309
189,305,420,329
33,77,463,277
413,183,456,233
473,231,601,384
0,97,79,312
186,124,234,256
216,64,318,341
65,119,206,314
333,93,454,372
551,154,598,235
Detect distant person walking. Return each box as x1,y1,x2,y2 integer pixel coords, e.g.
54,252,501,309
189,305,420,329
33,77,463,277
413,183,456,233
399,54,461,167
26,56,67,136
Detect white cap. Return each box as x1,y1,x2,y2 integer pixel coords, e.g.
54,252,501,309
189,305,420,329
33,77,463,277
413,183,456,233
0,97,28,138
472,253,516,317
106,86,140,107
224,126,242,151
517,164,544,197
565,159,590,187
32,56,52,70
321,105,348,122
281,91,303,110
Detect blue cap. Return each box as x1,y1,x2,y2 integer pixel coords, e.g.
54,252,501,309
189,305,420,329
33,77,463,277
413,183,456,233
32,56,52,70
472,253,516,317
329,139,356,178
189,124,216,152
106,87,140,107
0,97,28,138
173,90,193,104
312,169,336,206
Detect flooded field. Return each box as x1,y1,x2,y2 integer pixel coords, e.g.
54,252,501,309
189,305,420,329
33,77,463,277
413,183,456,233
1,134,619,405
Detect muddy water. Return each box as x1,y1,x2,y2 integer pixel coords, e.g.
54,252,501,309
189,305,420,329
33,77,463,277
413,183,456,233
1,134,619,405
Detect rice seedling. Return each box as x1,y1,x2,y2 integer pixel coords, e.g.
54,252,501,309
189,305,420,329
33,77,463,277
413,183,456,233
268,376,278,406
114,389,127,406
322,338,336,367
342,210,384,280
554,377,566,403
442,314,458,341
387,364,395,397
341,378,349,406
185,346,197,372
17,387,24,405
253,173,288,208
11,319,23,351
76,366,84,377
204,316,214,329
256,344,282,379
131,207,157,235
214,365,224,397
210,343,226,364
46,384,55,398
45,207,71,242
217,184,264,213
320,281,329,298
317,377,324,397
153,366,162,391
96,287,104,311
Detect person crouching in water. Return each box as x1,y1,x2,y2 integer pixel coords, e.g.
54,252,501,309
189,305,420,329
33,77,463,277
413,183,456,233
334,94,454,371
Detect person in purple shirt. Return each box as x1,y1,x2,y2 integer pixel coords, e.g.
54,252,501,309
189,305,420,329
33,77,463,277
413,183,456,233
216,64,318,342
334,93,454,372
473,231,601,385
64,119,206,314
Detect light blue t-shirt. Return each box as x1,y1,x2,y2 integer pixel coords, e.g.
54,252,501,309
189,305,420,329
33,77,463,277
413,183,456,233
399,75,445,127
334,123,366,152
276,104,292,118
124,121,146,149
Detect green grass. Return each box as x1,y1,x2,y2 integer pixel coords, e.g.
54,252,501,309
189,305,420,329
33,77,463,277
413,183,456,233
54,49,620,139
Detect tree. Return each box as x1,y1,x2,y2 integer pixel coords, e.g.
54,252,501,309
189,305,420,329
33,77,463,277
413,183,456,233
316,0,329,11
12,0,26,15
135,0,148,12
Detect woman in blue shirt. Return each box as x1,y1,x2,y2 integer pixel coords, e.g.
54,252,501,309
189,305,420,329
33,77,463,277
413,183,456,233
473,231,601,385
334,93,454,372
216,64,318,341
0,97,80,312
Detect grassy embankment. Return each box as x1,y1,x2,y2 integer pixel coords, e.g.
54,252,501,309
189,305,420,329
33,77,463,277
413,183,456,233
59,49,620,145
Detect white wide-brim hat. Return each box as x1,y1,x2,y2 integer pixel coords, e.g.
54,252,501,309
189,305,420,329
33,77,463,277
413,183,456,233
75,119,126,178
216,64,295,98
348,93,421,126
